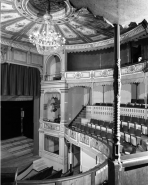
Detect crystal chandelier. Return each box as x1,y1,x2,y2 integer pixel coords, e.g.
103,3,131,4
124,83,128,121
29,2,66,55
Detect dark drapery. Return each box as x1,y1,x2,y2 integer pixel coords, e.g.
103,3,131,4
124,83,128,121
1,63,41,97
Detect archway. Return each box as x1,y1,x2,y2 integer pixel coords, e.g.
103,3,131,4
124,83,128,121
46,55,61,80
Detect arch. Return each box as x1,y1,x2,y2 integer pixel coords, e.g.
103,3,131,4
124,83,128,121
45,53,62,80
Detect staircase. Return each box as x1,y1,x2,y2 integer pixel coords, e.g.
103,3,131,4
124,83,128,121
69,106,87,129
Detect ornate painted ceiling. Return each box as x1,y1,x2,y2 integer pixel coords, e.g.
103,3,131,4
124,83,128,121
1,0,140,48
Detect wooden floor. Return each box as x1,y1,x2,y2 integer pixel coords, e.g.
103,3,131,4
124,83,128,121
1,136,40,173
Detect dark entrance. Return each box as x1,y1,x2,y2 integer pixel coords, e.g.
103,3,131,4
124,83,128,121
1,101,33,140
72,145,80,174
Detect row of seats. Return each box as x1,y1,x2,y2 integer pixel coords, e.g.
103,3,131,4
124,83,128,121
120,115,148,133
71,117,148,154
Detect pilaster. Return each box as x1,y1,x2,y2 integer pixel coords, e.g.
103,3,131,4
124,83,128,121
40,89,44,120
60,87,69,125
27,51,31,64
7,46,12,61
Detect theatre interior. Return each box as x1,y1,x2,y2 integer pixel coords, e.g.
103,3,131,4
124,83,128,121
1,0,148,185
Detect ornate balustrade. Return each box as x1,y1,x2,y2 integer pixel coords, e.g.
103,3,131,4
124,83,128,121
86,106,148,121
39,120,61,132
65,126,110,158
64,61,147,84
17,125,110,185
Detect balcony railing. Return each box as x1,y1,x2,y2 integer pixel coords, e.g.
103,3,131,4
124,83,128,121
86,105,148,122
17,125,110,185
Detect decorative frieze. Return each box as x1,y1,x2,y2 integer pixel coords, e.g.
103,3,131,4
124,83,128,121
64,62,147,86
91,139,110,157
65,127,110,158
70,130,76,140
44,122,60,131
80,134,90,145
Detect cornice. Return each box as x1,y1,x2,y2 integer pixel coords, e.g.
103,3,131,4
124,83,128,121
1,38,38,54
1,24,147,54
65,24,146,53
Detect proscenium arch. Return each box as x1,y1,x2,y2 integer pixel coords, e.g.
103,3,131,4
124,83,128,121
44,53,62,76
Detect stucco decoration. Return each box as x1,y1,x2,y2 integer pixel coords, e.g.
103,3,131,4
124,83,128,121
1,0,147,52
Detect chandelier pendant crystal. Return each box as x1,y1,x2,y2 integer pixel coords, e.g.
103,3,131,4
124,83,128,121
29,12,66,55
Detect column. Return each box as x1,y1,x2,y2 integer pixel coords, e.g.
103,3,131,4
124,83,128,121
69,143,73,172
92,82,94,105
135,83,139,101
60,87,68,125
102,85,105,103
33,96,40,155
113,24,121,161
40,89,44,120
108,24,122,185
89,87,93,105
7,46,12,61
144,74,148,119
27,51,31,64
60,50,67,80
80,148,82,172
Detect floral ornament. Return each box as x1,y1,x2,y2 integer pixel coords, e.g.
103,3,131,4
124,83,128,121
75,72,82,79
101,70,108,77
128,65,136,73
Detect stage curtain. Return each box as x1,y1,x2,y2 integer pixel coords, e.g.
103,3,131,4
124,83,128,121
1,64,9,95
1,63,40,97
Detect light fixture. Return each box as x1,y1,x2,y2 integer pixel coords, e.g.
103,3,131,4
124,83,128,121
29,1,66,55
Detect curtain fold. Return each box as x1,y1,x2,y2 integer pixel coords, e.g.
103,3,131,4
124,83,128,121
1,63,40,97
23,66,29,95
16,65,24,95
9,64,17,95
1,64,9,95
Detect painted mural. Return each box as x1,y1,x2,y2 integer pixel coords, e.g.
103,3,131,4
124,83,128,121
91,35,107,41
26,23,42,36
1,13,21,23
1,3,13,10
69,21,96,35
1,32,13,38
6,19,31,32
58,24,77,38
1,0,134,46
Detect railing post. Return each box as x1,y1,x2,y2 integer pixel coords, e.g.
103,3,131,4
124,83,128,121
69,143,73,172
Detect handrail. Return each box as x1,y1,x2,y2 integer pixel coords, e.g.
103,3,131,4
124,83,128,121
17,161,107,184
17,124,110,184
64,60,147,73
65,125,111,154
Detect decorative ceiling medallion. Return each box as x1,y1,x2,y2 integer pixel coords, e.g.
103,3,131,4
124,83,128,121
14,0,77,24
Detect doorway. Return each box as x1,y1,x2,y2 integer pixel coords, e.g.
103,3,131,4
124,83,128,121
1,101,33,140
72,145,80,174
